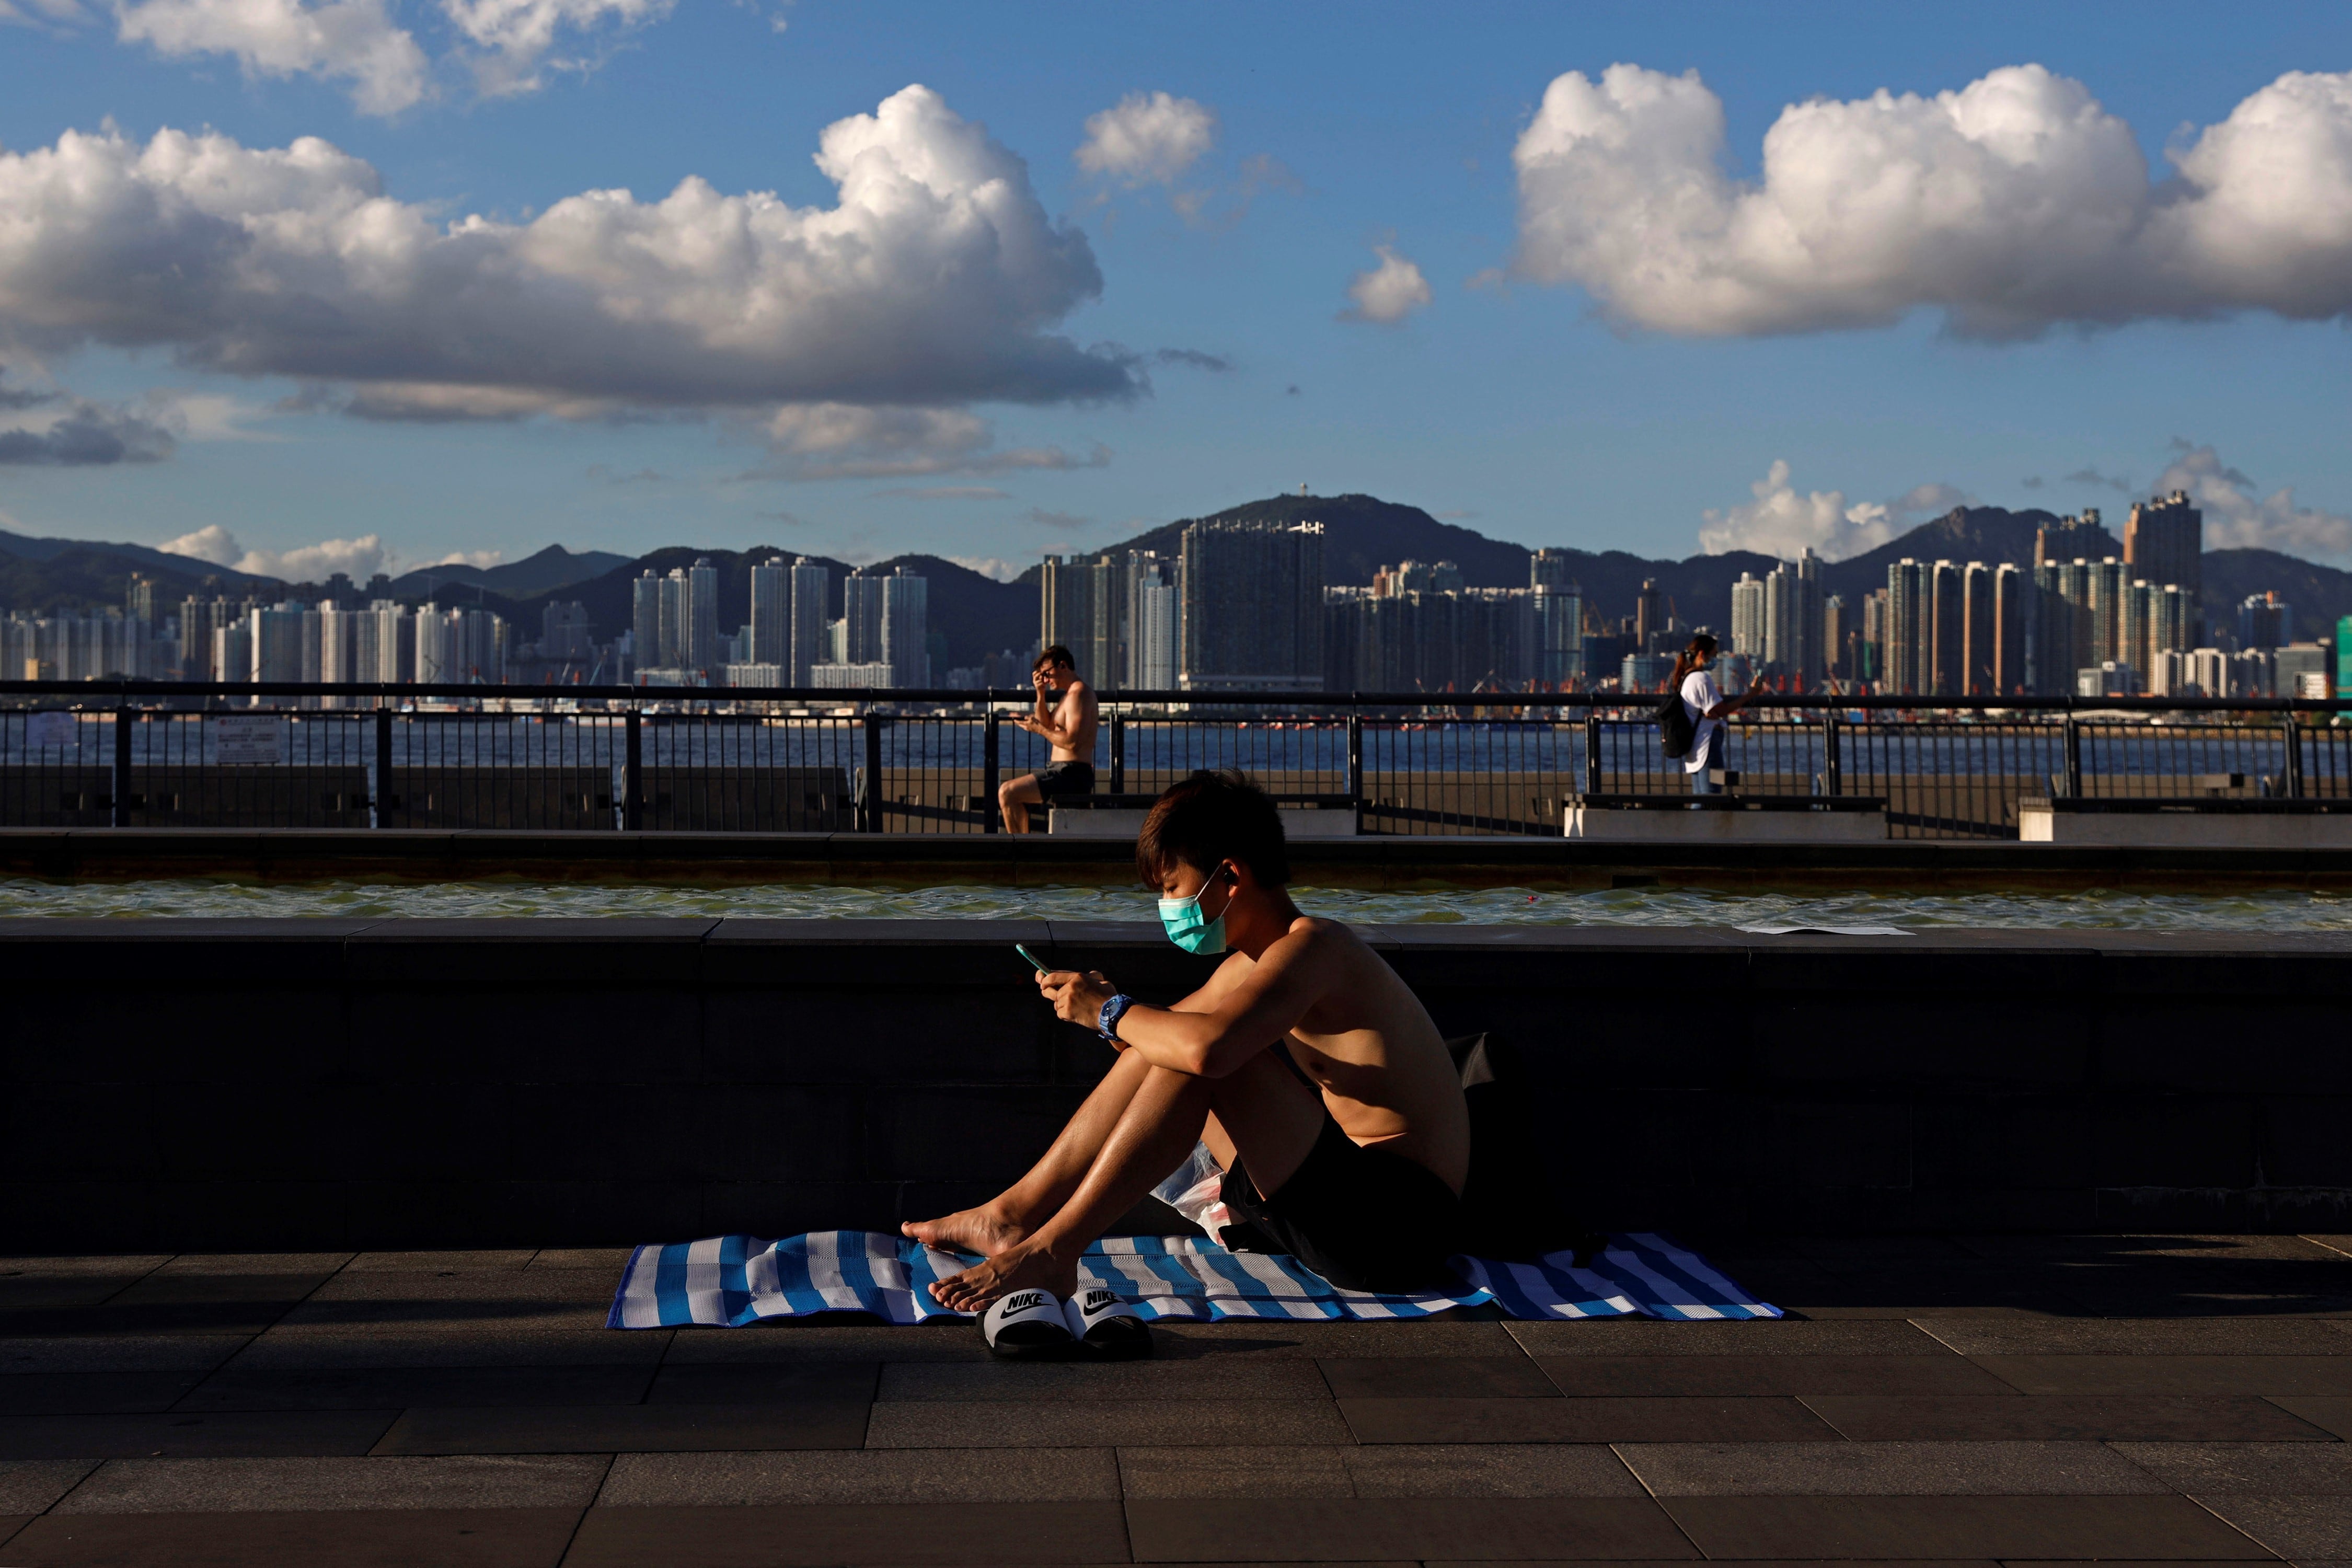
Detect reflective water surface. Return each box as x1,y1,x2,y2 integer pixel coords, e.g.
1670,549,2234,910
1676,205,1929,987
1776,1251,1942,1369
0,877,2344,931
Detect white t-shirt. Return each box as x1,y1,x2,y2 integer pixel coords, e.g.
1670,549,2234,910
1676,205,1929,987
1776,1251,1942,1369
1679,669,1722,773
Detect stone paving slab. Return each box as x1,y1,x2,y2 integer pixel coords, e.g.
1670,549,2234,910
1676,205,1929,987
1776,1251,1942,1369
1655,1494,2275,1560
1504,1319,1951,1356
50,1454,611,1512
0,1371,210,1415
2269,1396,2352,1439
0,1506,585,1566
864,1397,1353,1449
564,1500,1133,1567
1611,1440,2171,1496
1973,1354,2352,1395
1918,1319,2352,1355
0,1410,400,1460
1536,1355,2021,1397
0,1336,248,1375
225,1328,675,1369
1341,1396,1842,1444
1800,1393,2342,1441
599,1447,1124,1505
1115,1443,1651,1500
1125,1495,1697,1562
374,1401,871,1456
0,1235,2345,1565
2190,1494,2352,1560
2109,1439,2352,1492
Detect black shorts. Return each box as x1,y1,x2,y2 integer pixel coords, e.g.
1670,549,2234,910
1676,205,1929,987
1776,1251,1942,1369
1030,762,1096,800
1220,1110,1466,1293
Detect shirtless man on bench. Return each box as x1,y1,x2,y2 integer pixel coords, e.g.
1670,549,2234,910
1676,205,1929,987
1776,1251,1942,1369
904,769,1472,1347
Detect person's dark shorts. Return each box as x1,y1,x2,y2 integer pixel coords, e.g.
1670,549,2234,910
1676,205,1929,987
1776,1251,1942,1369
1029,761,1096,800
1219,1112,1466,1293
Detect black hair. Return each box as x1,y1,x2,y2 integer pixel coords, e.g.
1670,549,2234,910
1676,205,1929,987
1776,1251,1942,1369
1034,644,1075,673
1136,768,1291,890
1669,631,1720,690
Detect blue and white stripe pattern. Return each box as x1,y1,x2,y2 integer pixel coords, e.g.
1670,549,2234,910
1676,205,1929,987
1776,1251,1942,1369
607,1230,1776,1329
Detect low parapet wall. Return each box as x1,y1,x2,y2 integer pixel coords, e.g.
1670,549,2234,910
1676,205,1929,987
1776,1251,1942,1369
5,918,2347,1251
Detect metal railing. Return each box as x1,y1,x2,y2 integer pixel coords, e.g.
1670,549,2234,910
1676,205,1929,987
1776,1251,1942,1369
1,681,2343,839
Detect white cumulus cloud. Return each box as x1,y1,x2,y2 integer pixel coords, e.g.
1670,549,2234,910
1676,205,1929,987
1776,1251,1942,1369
947,555,1023,582
116,0,433,114
439,0,673,97
2158,443,2352,561
0,88,1131,420
1341,244,1432,325
159,524,391,581
1700,462,1971,560
110,0,678,112
1076,91,1218,186
1510,63,2352,338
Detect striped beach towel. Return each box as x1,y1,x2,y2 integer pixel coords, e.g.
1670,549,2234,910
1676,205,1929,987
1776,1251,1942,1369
608,1231,1777,1329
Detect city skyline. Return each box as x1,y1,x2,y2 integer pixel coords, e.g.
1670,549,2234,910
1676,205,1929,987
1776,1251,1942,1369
3,4,2352,579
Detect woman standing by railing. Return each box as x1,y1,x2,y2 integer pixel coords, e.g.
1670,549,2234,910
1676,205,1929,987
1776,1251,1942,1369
1671,633,1749,796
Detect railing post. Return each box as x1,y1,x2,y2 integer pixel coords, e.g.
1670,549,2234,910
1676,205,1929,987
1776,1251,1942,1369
2062,719,2083,799
2283,717,2304,800
1345,710,1363,831
862,711,884,832
1823,716,1842,797
111,705,133,827
982,708,1000,834
373,706,394,827
1109,711,1125,795
1584,713,1601,798
623,709,643,831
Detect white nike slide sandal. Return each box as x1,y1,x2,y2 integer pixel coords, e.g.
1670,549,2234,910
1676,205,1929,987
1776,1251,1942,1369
982,1289,1077,1360
1065,1288,1152,1359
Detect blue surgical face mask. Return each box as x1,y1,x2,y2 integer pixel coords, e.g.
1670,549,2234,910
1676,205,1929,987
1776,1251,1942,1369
1157,869,1233,954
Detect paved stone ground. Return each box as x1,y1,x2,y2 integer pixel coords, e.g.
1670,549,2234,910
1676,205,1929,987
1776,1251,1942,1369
1,1235,2348,1566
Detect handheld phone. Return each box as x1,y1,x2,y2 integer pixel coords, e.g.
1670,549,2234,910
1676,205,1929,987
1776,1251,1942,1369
1014,943,1048,971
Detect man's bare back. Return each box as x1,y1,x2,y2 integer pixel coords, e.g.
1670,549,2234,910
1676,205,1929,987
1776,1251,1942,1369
1179,915,1469,1193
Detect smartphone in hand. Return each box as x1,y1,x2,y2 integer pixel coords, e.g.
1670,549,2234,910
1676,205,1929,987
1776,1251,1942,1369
1014,943,1048,971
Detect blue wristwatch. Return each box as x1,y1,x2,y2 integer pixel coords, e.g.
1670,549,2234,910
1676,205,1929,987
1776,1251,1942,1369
1097,993,1136,1043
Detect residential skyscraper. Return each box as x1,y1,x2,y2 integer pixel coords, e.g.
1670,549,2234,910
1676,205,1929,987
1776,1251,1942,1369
1531,584,1583,686
1530,548,1577,592
2125,491,2202,606
1730,574,1766,661
2034,509,2119,566
1992,563,2028,695
748,559,787,667
881,566,928,688
1885,560,1925,695
632,571,662,671
842,570,885,665
788,558,829,686
1179,520,1325,691
1040,554,1119,683
1125,554,1178,690
2238,592,2293,649
1929,561,1964,696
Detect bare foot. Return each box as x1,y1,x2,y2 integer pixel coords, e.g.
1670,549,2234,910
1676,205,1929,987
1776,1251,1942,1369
901,1204,1029,1257
929,1241,1080,1312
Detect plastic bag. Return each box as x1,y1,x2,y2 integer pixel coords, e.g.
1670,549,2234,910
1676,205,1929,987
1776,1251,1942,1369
1150,1141,1233,1243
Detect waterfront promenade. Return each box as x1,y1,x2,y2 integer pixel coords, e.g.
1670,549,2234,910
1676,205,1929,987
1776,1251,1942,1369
2,1233,2348,1565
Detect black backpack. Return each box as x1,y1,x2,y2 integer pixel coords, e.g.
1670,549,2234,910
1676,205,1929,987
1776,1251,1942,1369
1654,682,1693,758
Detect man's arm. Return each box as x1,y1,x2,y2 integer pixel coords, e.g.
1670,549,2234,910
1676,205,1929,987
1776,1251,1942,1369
1020,684,1090,745
1045,927,1342,1079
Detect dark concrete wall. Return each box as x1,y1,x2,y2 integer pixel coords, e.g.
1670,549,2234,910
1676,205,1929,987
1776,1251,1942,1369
6,918,2348,1251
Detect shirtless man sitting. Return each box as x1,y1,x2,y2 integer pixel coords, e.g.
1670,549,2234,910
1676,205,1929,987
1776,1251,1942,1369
906,769,1473,1321
997,645,1099,834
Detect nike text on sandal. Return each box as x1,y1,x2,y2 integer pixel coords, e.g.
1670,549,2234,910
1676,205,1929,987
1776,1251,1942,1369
982,1289,1076,1360
1065,1288,1152,1359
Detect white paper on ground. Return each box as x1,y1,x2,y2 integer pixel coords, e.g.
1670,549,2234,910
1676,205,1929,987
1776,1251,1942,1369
1738,923,1910,936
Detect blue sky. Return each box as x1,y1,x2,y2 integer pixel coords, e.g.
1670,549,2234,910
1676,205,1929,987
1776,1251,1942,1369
2,0,2348,582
